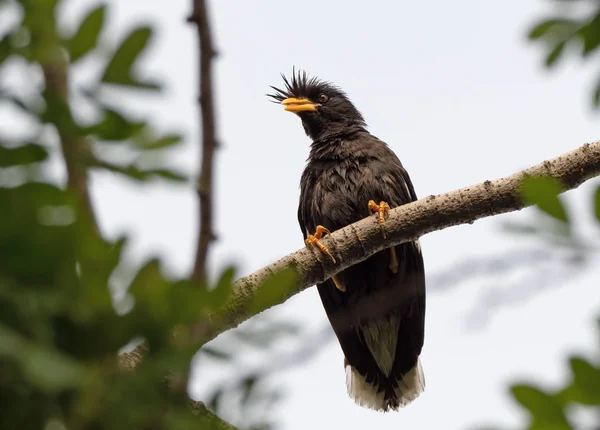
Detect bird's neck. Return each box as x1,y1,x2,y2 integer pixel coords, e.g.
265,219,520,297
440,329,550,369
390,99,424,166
308,126,371,161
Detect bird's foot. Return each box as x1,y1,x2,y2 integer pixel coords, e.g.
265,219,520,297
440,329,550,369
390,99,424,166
305,225,336,264
368,200,391,224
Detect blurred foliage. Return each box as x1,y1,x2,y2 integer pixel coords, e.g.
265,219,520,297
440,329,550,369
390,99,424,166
0,0,300,429
503,176,577,247
487,1,600,426
495,165,600,430
0,0,187,185
528,0,600,107
521,176,569,224
484,322,600,430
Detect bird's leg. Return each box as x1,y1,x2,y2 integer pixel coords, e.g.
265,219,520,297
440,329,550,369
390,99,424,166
305,227,344,291
368,200,391,224
369,200,397,271
305,225,336,264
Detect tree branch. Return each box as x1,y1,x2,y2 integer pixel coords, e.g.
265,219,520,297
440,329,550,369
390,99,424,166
188,0,218,285
42,49,98,232
118,3,232,428
122,140,600,380
189,139,600,345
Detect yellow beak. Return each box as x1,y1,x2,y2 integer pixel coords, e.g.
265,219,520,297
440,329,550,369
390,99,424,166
281,97,320,113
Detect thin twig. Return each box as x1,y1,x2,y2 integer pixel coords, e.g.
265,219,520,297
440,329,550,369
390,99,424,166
185,139,600,346
188,0,218,285
42,49,98,231
119,3,231,427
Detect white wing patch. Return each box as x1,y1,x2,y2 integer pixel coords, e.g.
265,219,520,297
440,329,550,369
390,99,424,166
360,313,401,376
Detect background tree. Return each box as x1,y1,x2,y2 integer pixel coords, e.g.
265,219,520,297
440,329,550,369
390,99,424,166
1,0,599,429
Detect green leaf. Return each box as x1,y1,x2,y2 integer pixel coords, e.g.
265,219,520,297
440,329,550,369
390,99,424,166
594,185,600,223
249,267,297,314
545,41,566,67
208,266,236,310
165,407,213,430
127,260,217,335
511,384,570,427
148,169,187,182
23,343,87,392
0,32,12,65
528,19,577,40
132,133,183,150
529,422,572,430
0,143,48,166
0,323,87,392
160,279,206,325
593,75,600,108
89,160,187,183
100,26,160,90
521,176,568,223
0,183,76,288
569,357,600,404
66,5,105,63
129,259,168,317
85,108,146,141
578,13,600,56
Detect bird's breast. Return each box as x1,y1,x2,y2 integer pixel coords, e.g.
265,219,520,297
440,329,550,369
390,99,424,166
302,159,375,230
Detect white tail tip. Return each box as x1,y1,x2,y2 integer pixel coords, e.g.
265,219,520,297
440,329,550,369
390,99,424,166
344,358,425,412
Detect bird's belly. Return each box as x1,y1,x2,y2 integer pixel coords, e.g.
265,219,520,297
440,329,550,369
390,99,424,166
307,162,376,228
310,183,361,232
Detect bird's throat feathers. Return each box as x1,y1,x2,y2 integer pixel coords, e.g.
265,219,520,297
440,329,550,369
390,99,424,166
307,126,374,162
300,113,367,142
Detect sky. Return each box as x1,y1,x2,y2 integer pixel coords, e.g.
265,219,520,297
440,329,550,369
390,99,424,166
4,0,600,429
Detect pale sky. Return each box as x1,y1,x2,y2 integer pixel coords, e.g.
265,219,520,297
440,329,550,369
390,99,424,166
4,0,600,429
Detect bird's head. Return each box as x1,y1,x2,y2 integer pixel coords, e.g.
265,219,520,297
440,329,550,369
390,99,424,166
267,69,366,140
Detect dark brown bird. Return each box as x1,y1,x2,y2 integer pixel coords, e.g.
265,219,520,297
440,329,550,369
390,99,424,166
268,70,426,412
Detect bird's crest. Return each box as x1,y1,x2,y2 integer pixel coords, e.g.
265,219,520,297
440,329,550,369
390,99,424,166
267,67,344,103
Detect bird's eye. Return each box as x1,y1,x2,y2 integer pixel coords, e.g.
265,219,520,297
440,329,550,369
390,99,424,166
318,94,329,103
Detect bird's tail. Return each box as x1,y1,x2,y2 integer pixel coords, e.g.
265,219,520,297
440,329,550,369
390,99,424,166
344,358,425,412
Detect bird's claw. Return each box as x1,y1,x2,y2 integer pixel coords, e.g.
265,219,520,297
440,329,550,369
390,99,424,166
305,225,336,263
368,200,391,224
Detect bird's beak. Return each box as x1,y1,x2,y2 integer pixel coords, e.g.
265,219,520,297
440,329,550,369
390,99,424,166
281,97,320,113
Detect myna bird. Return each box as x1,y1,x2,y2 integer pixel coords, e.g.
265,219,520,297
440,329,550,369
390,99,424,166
268,70,426,412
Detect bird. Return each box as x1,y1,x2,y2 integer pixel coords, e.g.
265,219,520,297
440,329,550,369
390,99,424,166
268,69,426,412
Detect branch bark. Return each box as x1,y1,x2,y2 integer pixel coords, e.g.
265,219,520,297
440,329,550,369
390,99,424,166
188,139,600,345
188,0,218,285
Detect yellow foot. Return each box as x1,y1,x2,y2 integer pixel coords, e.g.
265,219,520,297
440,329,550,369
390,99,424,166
305,225,336,264
368,200,391,224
